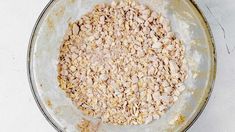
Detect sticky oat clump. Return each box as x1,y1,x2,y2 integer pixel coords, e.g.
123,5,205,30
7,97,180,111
58,1,187,125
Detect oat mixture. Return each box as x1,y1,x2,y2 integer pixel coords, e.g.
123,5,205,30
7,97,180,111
58,1,187,125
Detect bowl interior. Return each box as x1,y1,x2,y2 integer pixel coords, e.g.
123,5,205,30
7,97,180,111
28,0,216,131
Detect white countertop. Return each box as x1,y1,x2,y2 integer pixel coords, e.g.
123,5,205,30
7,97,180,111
0,0,234,131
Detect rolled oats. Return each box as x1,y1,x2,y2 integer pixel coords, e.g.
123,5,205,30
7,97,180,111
58,0,187,125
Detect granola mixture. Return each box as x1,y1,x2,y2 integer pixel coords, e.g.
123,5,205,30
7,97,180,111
58,1,187,125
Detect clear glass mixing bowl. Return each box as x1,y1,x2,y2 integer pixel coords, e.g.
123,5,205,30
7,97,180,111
27,0,216,131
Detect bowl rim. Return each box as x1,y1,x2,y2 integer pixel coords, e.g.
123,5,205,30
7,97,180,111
27,0,217,131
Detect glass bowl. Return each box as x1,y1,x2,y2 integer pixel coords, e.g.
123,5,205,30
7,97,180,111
27,0,216,131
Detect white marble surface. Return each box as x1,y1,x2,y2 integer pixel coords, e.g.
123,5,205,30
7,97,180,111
0,0,234,131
